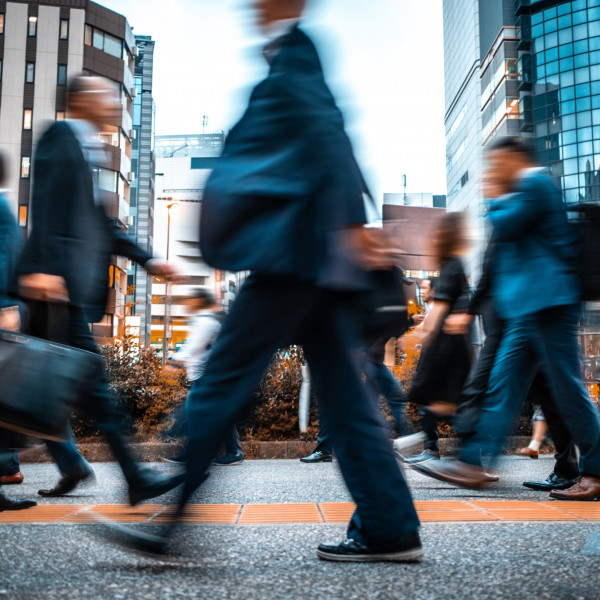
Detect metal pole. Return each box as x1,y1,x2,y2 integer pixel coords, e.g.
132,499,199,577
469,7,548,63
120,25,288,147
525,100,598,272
162,204,172,365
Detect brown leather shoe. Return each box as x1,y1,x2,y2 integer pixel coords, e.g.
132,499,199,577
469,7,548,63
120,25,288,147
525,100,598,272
411,460,492,489
549,476,600,500
0,471,24,485
518,447,539,459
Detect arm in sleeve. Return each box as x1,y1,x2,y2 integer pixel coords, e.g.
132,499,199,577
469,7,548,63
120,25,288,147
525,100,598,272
0,202,18,307
105,217,153,266
174,317,221,371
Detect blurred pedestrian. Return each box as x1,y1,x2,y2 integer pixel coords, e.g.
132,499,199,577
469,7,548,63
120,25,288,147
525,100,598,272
17,75,183,504
109,0,422,562
518,405,547,459
411,137,600,498
0,151,35,511
165,289,244,466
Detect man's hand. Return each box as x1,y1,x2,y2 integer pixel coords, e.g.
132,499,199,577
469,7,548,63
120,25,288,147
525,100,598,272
343,226,404,270
0,308,21,332
442,313,474,335
19,274,70,303
145,259,181,282
412,313,426,325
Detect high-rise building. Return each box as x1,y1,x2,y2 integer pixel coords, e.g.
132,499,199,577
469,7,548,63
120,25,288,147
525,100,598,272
383,192,447,208
0,0,140,341
128,34,155,346
151,133,240,355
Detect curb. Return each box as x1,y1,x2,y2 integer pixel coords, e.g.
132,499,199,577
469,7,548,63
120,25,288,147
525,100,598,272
16,436,554,463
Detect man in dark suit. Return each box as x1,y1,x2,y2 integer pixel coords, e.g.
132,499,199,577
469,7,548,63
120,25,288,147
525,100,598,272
17,76,183,504
112,0,422,561
0,151,36,511
411,137,600,498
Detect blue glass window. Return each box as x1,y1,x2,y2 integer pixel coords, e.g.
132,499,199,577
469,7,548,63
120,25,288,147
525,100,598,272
592,95,600,108
579,155,593,171
590,7,600,21
592,80,600,94
560,56,574,71
561,85,575,100
547,60,559,75
563,100,576,113
559,28,574,44
560,43,574,58
578,113,593,128
591,51,600,64
561,71,575,86
545,18,558,34
594,126,600,139
563,114,577,130
592,64,600,80
546,47,558,62
590,21,600,37
562,130,577,145
543,6,557,19
572,0,586,11
546,32,558,48
564,159,578,175
594,109,600,124
535,107,547,121
574,39,589,54
590,0,600,8
576,82,591,97
577,97,592,111
575,67,590,83
578,127,593,142
558,14,572,29
575,53,590,67
574,24,588,41
573,11,588,26
532,23,544,38
537,64,546,78
564,175,579,188
558,3,571,16
532,12,544,26
591,37,600,51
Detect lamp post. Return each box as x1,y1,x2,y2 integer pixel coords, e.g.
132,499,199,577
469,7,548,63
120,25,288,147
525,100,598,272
162,200,177,365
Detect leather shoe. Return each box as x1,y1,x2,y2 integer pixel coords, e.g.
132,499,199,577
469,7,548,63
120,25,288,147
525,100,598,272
523,472,577,491
0,471,24,485
518,447,539,459
128,470,185,506
549,476,600,500
411,459,493,489
0,491,36,511
38,470,95,497
317,532,423,563
300,450,332,463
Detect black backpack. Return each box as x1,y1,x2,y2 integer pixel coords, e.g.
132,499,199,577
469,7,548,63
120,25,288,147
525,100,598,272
567,204,600,301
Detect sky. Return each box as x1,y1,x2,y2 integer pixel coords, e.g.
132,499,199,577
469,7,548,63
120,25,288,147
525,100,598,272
99,0,447,201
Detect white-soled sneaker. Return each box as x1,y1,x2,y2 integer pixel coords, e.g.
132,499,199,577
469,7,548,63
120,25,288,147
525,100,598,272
393,431,426,453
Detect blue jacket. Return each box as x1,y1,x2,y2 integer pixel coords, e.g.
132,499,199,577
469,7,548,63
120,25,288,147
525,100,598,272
487,169,580,320
200,25,368,291
0,192,21,309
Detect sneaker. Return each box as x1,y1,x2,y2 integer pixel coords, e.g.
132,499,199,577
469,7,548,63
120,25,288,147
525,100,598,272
316,532,423,563
213,452,244,466
402,449,440,465
300,450,333,463
392,432,426,453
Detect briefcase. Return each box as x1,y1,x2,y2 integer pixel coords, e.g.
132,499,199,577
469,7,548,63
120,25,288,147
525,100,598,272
0,328,103,442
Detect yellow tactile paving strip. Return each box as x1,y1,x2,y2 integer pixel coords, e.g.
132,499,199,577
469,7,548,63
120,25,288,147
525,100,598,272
2,501,600,524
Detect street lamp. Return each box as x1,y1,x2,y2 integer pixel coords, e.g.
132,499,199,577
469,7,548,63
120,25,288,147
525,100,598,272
162,200,178,365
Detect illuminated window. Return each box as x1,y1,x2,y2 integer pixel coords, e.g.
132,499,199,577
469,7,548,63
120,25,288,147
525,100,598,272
56,111,65,121
21,157,31,179
23,109,32,130
25,62,34,84
84,24,92,46
59,19,69,40
0,13,4,35
18,206,27,228
28,16,37,37
507,97,520,119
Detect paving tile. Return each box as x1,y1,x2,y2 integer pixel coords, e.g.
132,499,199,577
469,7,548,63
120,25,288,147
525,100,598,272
62,504,165,523
152,504,241,523
319,502,355,523
0,504,89,523
469,500,581,521
541,501,600,520
239,503,323,524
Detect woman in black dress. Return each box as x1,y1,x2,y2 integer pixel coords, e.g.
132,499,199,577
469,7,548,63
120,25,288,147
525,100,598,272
406,211,473,418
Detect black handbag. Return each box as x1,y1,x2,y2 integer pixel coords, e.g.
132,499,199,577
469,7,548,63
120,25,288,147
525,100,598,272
0,328,102,442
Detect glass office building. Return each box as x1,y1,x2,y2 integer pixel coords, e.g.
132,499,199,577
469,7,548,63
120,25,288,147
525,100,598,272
517,0,600,400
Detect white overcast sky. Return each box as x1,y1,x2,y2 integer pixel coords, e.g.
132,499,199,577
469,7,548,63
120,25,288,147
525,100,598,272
100,0,447,201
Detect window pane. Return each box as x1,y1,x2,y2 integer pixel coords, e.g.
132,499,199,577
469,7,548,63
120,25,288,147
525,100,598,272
0,13,4,35
60,19,69,40
28,16,37,37
18,206,27,228
57,65,67,86
25,62,34,83
21,157,31,178
93,29,103,50
103,33,122,58
56,111,65,121
84,24,92,46
23,109,32,130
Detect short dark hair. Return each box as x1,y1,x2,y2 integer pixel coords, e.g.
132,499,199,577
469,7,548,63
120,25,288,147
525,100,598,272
431,211,467,265
0,151,6,186
428,276,438,291
486,136,537,164
192,288,216,306
67,73,92,97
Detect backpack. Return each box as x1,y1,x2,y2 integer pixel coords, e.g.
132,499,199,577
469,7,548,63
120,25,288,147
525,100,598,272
567,204,600,302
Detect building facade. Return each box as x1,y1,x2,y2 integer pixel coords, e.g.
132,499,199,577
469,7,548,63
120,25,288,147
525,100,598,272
127,34,155,346
0,0,139,341
151,133,240,356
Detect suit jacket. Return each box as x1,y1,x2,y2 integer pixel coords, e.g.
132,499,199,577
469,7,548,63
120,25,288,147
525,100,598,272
486,169,580,320
18,122,152,323
0,192,21,309
200,25,368,290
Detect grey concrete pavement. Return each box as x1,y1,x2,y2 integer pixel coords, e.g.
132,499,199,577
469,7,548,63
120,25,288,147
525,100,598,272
1,457,599,600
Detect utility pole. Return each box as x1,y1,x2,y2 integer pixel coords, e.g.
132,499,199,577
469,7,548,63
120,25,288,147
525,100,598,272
162,200,177,365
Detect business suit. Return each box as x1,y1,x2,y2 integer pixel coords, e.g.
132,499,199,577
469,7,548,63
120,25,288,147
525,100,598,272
459,169,600,477
18,121,157,487
178,24,419,548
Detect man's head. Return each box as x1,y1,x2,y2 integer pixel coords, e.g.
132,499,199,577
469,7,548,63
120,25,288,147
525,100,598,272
67,75,120,128
186,288,219,313
420,278,435,304
252,0,307,32
485,136,537,193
